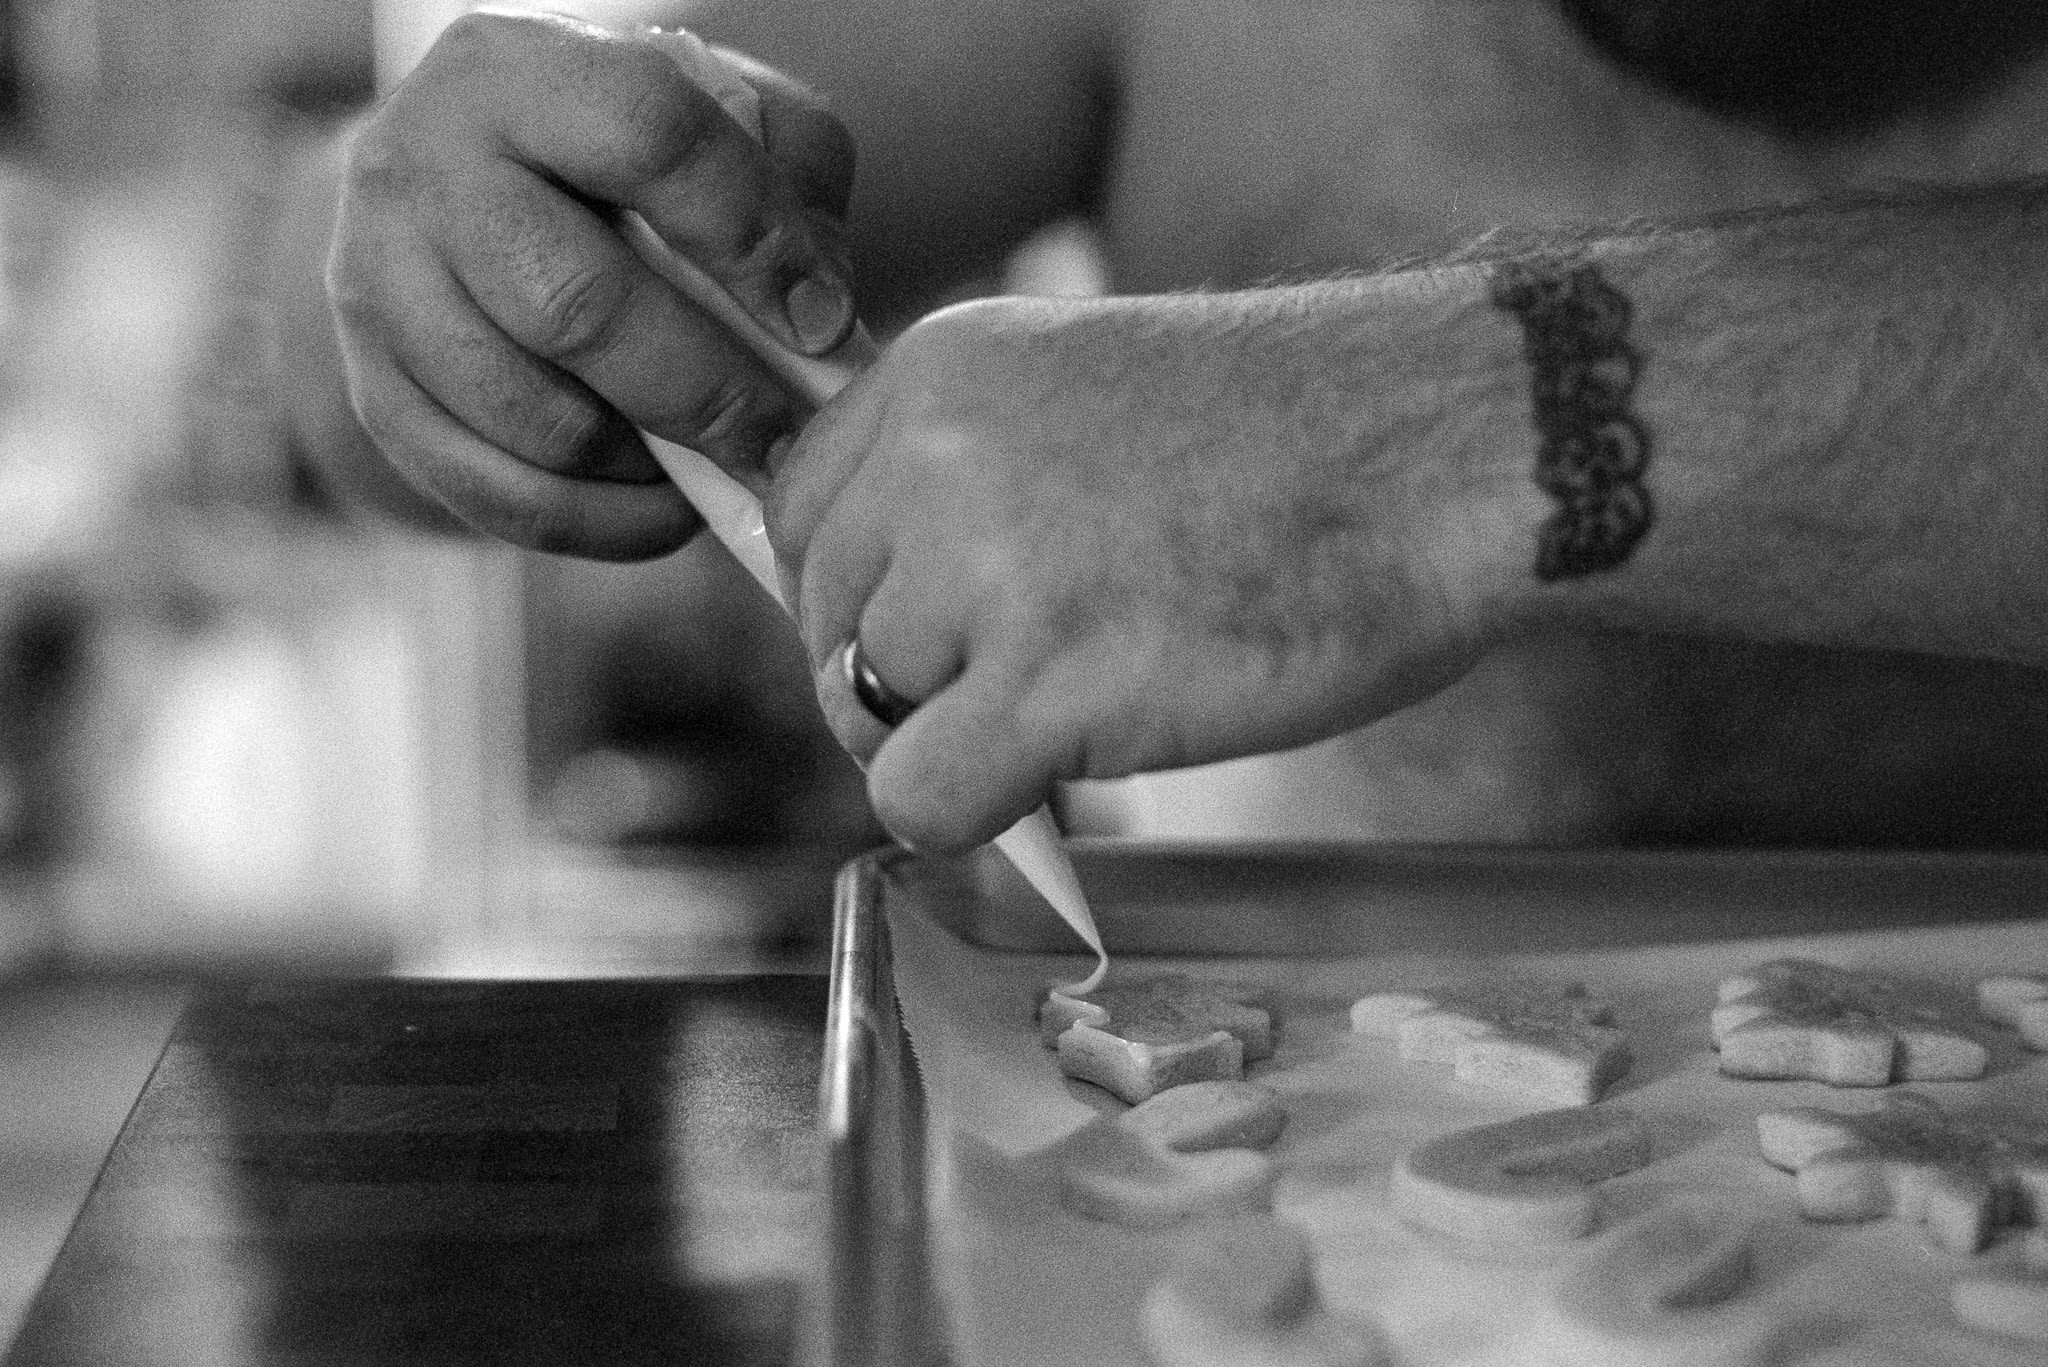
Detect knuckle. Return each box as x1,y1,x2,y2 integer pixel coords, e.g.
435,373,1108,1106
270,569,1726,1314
773,105,857,210
429,9,534,73
527,260,631,363
672,373,779,454
430,10,498,62
341,121,407,197
529,397,612,472
610,57,716,183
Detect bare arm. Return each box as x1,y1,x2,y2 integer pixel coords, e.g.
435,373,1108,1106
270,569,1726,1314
769,178,2048,850
1498,182,2048,665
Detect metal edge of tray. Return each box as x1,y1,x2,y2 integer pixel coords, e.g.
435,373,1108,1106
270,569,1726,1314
819,848,950,1367
815,840,2048,1367
921,839,2048,957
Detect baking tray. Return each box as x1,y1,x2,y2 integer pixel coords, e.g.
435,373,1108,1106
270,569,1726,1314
818,840,2048,1367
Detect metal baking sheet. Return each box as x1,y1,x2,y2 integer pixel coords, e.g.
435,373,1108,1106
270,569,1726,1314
818,841,2048,1367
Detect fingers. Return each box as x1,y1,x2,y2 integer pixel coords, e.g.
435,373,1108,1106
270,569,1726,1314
811,562,1070,853
804,557,962,765
333,10,862,556
427,163,805,479
718,48,857,218
868,651,1068,851
420,12,857,358
812,638,1062,854
340,337,701,561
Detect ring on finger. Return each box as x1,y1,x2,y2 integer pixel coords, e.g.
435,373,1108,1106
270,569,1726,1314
843,637,919,728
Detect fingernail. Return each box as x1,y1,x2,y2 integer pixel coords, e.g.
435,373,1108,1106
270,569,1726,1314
785,274,854,355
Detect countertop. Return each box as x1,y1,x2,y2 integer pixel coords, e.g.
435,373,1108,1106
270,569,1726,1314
4,974,829,1367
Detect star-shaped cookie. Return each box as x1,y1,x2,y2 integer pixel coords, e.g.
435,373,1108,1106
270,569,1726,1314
1756,1091,2048,1253
1979,975,2048,1050
1351,979,1631,1104
1041,975,1274,1104
1713,958,1987,1086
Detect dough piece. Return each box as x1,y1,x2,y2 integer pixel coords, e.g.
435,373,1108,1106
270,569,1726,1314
1552,1199,1755,1334
1950,1274,2048,1344
1060,1121,1278,1229
1140,1215,1392,1367
1977,975,2048,1049
1713,958,1988,1085
1042,975,1274,1058
1756,1091,2048,1253
1120,1080,1288,1152
1349,980,1631,1104
1388,1104,1653,1243
1044,975,1272,1103
1059,1023,1244,1105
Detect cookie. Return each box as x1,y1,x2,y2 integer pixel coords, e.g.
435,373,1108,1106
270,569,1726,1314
1756,1091,2048,1253
1350,980,1631,1104
1713,958,1988,1086
1044,975,1273,1104
1042,975,1274,1056
1388,1104,1653,1243
1059,1026,1244,1105
1059,1121,1278,1229
1119,1080,1288,1153
1552,1198,1754,1334
1140,1215,1392,1367
1977,975,2048,1049
1951,1274,2048,1345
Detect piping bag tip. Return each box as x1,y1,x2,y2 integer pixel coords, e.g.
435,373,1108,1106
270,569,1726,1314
996,805,1109,996
645,427,1111,997
629,26,1108,994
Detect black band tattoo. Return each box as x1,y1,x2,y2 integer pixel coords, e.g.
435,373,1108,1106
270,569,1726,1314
1489,256,1653,580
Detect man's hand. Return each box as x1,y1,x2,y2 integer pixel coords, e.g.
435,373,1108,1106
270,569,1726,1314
327,11,857,560
768,285,1531,850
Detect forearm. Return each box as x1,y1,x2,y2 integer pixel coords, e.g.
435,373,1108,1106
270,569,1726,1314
1431,181,2048,668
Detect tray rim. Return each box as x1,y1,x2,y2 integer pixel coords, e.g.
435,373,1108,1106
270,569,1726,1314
816,839,2048,1367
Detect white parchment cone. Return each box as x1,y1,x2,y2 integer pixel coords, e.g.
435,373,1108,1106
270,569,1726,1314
623,27,1110,996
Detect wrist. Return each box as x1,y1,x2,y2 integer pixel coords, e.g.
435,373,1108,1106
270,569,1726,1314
1405,242,1699,655
1320,264,1555,661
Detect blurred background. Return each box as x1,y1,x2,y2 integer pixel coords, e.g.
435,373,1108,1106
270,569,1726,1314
0,0,900,986
0,0,881,1340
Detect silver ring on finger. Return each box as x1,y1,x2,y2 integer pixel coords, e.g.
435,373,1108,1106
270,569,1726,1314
843,637,919,728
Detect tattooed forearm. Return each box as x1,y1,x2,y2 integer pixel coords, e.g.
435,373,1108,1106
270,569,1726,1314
1489,257,1653,579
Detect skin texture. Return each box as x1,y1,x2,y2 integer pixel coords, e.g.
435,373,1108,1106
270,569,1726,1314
770,282,1523,842
287,0,2048,851
324,11,858,559
770,188,2048,847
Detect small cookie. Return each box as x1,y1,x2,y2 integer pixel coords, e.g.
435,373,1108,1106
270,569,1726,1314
1552,1199,1755,1334
1389,1104,1653,1243
1140,1215,1392,1367
1951,1274,2048,1344
1756,1091,2048,1253
1978,975,2048,1049
1042,975,1274,1057
1044,975,1273,1104
1713,958,1987,1086
1060,1025,1244,1105
1060,1121,1278,1229
1119,1080,1288,1152
1350,980,1631,1104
